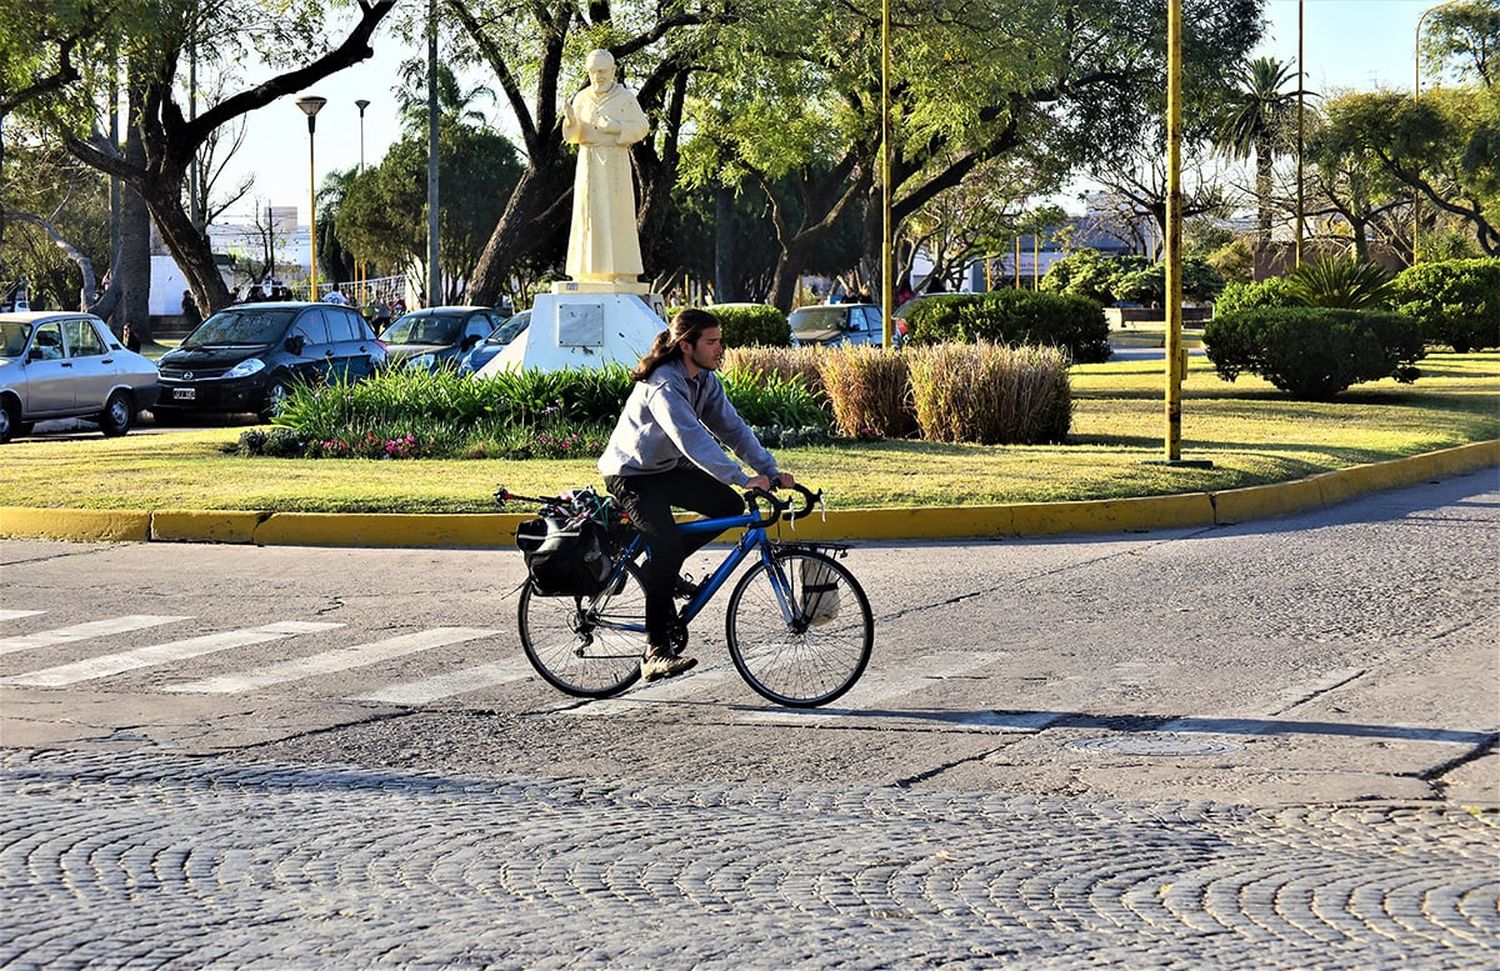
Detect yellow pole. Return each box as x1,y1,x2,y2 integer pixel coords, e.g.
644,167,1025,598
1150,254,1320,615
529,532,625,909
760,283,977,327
984,256,991,292
880,0,893,347
1032,232,1040,288
1164,0,1184,461
1296,0,1305,267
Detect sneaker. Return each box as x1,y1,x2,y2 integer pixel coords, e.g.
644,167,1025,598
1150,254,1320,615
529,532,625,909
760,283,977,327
640,650,698,681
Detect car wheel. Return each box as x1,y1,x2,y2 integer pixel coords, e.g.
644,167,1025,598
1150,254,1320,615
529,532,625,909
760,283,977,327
98,390,134,436
0,399,17,444
258,377,291,422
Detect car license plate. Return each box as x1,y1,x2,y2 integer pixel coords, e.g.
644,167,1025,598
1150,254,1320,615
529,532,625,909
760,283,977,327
173,388,196,401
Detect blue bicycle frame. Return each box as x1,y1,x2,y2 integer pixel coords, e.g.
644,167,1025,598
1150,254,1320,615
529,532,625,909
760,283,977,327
601,509,800,634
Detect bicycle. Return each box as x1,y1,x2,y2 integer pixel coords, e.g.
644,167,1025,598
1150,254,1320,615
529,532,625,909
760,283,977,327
501,483,874,708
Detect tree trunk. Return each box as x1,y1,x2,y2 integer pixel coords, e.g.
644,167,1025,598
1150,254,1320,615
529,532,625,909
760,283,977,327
118,78,152,342
146,178,229,316
467,160,568,307
1256,138,1273,246
769,238,816,312
714,186,737,303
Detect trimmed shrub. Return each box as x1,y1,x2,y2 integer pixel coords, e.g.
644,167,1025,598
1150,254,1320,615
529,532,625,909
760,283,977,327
704,303,791,347
1204,307,1425,400
816,344,917,439
904,290,1111,364
1040,249,1152,305
1110,258,1227,305
1388,258,1500,352
1284,256,1393,309
905,342,1072,445
1214,276,1298,315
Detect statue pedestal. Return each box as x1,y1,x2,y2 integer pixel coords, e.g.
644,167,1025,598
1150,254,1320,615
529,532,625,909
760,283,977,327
478,292,668,375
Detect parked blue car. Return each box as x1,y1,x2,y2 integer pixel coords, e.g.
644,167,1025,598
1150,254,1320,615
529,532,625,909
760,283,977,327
457,311,531,376
383,306,505,372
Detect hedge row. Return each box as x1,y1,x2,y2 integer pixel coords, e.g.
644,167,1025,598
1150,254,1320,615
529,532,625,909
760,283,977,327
903,290,1111,363
1216,257,1499,353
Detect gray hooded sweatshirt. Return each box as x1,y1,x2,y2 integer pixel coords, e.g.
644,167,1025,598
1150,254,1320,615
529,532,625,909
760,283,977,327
597,358,779,487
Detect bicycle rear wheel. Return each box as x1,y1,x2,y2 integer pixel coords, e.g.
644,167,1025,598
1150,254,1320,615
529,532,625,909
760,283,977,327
725,549,873,707
519,562,645,698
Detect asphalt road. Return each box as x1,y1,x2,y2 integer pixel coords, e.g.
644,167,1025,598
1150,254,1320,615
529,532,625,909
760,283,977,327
1,471,1496,967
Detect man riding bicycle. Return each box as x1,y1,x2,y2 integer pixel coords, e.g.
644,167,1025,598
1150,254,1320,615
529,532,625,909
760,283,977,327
599,308,796,682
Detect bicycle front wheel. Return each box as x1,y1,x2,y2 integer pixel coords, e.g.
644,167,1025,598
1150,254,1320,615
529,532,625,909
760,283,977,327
518,562,645,698
725,549,873,708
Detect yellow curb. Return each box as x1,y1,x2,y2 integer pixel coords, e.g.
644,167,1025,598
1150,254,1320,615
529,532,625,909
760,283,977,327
151,510,266,544
0,506,150,542
1209,477,1325,524
1210,441,1500,524
251,512,527,548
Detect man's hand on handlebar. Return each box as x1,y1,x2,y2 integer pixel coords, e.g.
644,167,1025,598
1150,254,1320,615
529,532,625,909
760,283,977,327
744,471,795,493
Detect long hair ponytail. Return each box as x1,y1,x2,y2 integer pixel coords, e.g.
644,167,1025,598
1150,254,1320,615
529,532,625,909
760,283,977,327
631,308,719,381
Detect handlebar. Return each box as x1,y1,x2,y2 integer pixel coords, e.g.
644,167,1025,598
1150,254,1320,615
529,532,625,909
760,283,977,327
743,482,822,528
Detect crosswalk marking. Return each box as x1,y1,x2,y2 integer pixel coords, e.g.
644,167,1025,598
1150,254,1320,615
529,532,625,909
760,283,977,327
164,627,501,695
0,610,46,622
349,655,534,705
739,651,1024,727
0,615,192,657
562,665,737,717
0,622,344,688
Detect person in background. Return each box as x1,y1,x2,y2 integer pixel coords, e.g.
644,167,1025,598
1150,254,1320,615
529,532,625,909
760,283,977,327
246,284,266,303
323,287,350,306
180,289,201,331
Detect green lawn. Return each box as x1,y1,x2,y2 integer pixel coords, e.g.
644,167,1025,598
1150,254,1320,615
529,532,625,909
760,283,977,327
4,353,1496,513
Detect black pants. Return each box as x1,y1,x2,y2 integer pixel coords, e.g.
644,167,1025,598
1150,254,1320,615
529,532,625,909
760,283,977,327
605,466,745,649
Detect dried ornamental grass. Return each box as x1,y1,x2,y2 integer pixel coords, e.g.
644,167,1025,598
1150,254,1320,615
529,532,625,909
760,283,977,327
724,345,826,399
906,342,1072,444
815,344,918,438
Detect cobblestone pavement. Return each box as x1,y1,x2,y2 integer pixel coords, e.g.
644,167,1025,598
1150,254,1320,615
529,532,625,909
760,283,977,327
3,748,1497,969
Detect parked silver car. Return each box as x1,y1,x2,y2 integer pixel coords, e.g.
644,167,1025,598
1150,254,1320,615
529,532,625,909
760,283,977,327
0,311,161,443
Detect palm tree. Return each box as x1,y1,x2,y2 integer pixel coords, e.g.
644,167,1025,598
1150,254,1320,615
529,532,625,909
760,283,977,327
395,61,496,135
1216,57,1298,246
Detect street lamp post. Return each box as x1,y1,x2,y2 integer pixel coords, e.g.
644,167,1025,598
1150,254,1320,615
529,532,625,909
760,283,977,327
355,98,370,304
296,95,327,299
879,0,893,346
1413,1,1460,264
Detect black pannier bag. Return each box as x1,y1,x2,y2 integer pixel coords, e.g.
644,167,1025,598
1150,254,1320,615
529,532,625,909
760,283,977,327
517,516,614,597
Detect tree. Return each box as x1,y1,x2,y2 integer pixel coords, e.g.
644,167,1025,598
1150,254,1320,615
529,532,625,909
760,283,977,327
30,0,397,322
678,0,1262,310
1421,0,1499,88
1214,56,1298,245
1314,88,1499,258
0,126,109,309
335,122,523,303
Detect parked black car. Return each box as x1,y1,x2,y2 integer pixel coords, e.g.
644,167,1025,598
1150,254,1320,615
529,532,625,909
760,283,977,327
382,306,507,372
153,302,387,421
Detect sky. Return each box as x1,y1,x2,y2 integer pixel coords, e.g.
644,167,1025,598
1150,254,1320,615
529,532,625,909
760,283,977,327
214,0,1435,224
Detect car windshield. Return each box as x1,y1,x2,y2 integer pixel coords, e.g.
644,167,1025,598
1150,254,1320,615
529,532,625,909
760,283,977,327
0,320,30,357
384,313,464,345
488,315,529,344
789,308,842,328
183,309,296,347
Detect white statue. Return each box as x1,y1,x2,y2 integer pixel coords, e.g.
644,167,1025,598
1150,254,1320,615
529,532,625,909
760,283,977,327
562,49,650,288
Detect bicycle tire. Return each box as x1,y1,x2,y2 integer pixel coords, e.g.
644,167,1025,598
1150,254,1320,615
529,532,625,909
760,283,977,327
518,561,646,698
725,548,873,707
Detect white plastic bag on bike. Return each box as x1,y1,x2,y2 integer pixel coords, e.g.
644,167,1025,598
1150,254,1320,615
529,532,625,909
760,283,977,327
798,558,841,626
